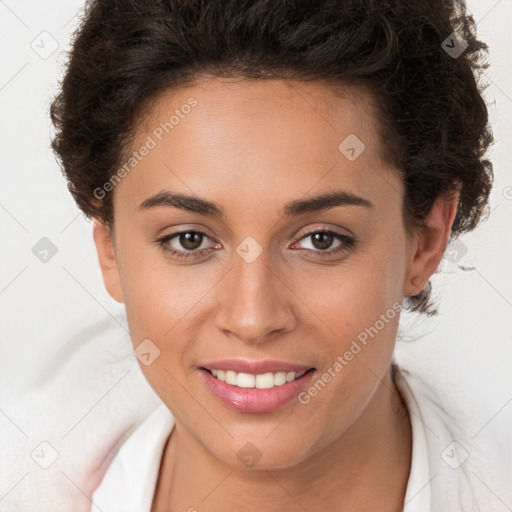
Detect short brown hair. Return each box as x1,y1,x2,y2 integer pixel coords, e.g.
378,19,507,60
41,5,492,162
49,0,494,315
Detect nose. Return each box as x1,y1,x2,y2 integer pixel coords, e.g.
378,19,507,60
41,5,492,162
214,245,298,344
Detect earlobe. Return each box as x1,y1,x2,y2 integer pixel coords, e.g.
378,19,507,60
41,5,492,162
92,218,124,303
403,193,460,297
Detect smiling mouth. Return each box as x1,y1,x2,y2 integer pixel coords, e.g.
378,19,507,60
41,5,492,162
200,367,316,390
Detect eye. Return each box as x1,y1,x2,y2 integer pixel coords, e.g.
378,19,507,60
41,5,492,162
155,230,220,260
292,229,356,257
154,228,356,261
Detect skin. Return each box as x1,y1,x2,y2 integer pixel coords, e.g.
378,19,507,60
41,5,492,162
93,77,459,511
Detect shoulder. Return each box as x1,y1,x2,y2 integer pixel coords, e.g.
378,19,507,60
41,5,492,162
91,403,175,512
395,364,510,512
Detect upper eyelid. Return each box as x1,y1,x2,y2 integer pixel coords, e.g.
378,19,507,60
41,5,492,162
161,228,353,250
291,230,354,250
297,228,351,240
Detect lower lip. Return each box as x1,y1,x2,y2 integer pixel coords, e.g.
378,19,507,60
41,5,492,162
199,368,317,413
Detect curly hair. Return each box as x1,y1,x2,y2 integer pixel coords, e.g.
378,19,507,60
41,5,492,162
49,0,494,315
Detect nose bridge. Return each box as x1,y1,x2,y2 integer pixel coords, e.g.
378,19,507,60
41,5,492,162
215,243,295,342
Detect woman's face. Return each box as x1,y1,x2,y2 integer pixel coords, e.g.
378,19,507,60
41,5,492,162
97,77,420,469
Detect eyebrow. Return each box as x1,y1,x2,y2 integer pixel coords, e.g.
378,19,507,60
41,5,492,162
138,189,374,218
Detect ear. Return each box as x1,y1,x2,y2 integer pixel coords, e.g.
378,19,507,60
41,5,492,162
92,218,124,303
403,192,460,297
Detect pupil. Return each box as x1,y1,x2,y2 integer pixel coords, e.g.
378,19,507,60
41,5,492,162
180,232,202,250
312,232,333,250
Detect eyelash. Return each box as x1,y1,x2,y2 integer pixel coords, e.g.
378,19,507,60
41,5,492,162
154,229,356,260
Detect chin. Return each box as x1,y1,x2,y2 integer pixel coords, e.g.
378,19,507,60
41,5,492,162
208,436,313,472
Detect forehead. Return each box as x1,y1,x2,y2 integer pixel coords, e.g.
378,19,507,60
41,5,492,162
137,77,379,158
115,77,402,216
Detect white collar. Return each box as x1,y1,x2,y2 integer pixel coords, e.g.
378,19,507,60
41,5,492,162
394,367,432,511
92,369,431,511
91,403,174,511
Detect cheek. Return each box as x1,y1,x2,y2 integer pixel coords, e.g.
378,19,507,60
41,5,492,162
117,222,406,391
291,235,406,390
116,240,228,401
118,224,406,349
117,236,212,334
289,255,404,438
298,235,405,333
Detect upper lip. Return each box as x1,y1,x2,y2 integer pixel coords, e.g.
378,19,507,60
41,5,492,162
200,359,314,374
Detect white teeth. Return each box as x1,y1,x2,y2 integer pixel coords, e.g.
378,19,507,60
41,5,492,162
237,372,255,388
209,369,309,389
225,370,237,385
255,373,274,389
274,372,287,386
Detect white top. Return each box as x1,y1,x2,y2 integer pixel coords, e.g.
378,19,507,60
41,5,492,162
90,367,434,512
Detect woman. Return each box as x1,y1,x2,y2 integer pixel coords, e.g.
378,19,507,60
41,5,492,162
49,0,497,510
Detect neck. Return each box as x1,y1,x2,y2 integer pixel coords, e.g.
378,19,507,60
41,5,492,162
152,366,412,511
